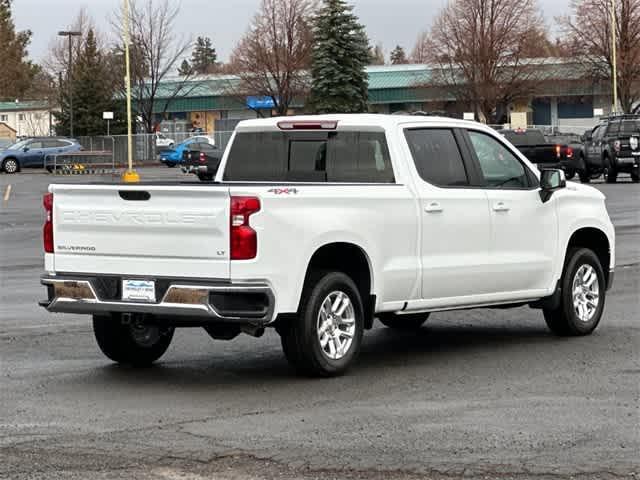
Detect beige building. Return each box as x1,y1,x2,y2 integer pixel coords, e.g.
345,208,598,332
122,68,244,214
0,122,17,142
0,101,53,137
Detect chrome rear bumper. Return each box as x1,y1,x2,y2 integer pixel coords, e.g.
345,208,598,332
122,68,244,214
40,274,275,324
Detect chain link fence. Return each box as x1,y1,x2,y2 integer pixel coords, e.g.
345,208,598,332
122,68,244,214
72,131,234,167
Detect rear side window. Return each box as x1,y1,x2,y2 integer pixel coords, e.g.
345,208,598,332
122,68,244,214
606,122,620,136
223,131,394,183
327,132,394,183
404,128,469,187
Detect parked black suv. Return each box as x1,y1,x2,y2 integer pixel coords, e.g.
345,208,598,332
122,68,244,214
581,115,640,183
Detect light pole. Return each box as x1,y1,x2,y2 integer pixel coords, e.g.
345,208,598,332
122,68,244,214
58,30,81,137
121,0,139,182
610,0,618,114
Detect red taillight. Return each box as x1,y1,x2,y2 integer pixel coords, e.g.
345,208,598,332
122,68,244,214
199,152,206,163
555,145,561,158
566,146,574,158
614,140,621,153
230,196,260,260
43,193,54,253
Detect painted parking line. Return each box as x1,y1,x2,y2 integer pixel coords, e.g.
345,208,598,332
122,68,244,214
3,184,11,204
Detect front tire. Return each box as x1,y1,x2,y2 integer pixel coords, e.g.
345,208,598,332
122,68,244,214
2,158,19,174
543,248,606,336
378,312,429,330
93,314,174,366
280,271,364,377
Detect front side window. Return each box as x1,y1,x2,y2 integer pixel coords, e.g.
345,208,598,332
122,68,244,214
468,131,529,189
404,128,469,187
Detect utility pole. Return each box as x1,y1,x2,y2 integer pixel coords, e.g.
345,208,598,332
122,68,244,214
610,0,618,113
57,31,81,137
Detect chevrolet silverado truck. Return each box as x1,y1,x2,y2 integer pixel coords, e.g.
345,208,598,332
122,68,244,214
40,115,615,377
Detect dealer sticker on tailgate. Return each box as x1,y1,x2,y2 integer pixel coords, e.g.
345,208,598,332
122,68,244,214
122,280,156,302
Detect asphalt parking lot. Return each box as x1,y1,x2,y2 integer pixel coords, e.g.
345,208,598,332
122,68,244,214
0,169,638,480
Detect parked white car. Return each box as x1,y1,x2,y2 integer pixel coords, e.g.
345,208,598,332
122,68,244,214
40,115,615,376
154,132,174,148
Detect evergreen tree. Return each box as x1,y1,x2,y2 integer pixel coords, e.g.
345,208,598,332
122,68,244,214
55,29,114,136
309,0,370,113
390,45,408,64
0,0,37,100
178,59,193,76
190,36,217,74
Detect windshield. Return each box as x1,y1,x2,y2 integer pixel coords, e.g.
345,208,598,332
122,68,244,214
7,139,29,150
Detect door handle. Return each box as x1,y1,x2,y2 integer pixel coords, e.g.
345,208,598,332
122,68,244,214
424,202,443,213
492,201,510,212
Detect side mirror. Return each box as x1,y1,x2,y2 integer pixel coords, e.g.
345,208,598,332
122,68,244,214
583,132,592,141
539,169,566,203
23,146,29,152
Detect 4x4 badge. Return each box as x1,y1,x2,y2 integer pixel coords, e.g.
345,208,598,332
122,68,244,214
268,188,298,195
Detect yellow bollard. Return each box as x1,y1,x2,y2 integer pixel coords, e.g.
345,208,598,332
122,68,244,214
122,169,140,183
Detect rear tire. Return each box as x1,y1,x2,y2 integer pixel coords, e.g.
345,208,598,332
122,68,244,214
578,165,591,183
280,271,364,377
543,248,606,336
564,169,576,181
378,312,429,330
631,172,639,183
197,173,213,181
603,158,617,183
93,314,174,366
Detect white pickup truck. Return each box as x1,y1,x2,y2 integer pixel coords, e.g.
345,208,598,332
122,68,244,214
40,115,615,376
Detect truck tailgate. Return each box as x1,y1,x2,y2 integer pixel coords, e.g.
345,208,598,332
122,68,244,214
50,184,230,279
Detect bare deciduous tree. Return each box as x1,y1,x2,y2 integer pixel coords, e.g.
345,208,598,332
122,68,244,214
229,0,314,116
411,31,430,64
426,0,547,123
562,0,640,113
113,0,193,133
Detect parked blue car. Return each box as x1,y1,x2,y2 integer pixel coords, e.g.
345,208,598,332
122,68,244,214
159,136,215,167
0,137,82,174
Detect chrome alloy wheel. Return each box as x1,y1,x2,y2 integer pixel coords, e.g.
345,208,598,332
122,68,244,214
572,264,600,322
3,159,18,173
317,290,356,360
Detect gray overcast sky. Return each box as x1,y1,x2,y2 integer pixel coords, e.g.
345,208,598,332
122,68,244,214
13,0,571,63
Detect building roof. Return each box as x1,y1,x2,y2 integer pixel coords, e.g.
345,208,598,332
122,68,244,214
0,100,52,112
149,59,610,113
0,122,17,133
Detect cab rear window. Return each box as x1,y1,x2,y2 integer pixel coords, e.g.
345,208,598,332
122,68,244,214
619,120,640,135
223,131,395,183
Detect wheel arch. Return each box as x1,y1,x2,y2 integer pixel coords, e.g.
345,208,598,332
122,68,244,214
565,227,611,286
301,242,376,329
